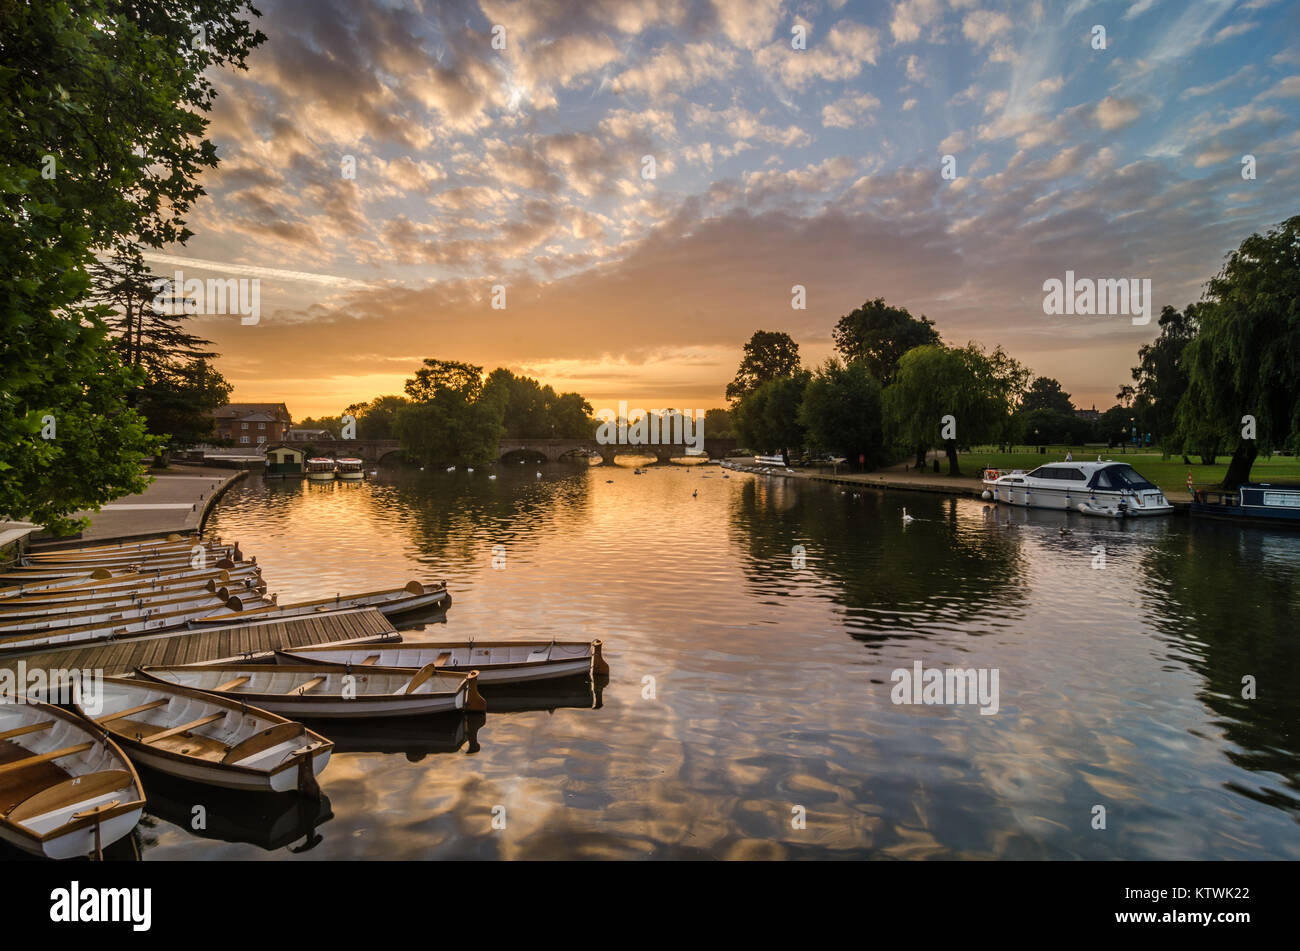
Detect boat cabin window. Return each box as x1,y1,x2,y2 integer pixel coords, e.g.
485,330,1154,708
1090,465,1155,490
1027,467,1086,481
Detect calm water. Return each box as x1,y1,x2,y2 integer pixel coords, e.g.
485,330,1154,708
124,464,1300,858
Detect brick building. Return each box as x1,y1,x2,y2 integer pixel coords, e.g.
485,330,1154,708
213,403,292,445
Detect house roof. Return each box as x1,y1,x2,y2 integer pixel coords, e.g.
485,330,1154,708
214,403,291,421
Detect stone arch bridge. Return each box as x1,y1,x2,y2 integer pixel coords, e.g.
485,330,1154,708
303,438,737,465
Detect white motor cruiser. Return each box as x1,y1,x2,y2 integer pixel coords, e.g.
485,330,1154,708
981,461,1173,517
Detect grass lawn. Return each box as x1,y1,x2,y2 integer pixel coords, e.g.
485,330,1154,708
960,447,1300,493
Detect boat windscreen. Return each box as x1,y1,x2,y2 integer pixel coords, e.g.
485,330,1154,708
1091,465,1156,490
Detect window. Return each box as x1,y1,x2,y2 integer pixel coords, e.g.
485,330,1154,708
1029,466,1085,481
257,435,266,443
240,436,250,444
258,422,266,430
241,422,248,429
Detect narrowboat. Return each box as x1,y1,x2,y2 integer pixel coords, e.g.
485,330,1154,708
1190,482,1300,527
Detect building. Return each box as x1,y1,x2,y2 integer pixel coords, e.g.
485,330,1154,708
212,403,292,445
286,428,332,442
1073,405,1101,423
265,443,306,477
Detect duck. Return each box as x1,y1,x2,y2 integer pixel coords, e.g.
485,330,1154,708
902,508,915,525
1058,526,1073,536
692,489,698,498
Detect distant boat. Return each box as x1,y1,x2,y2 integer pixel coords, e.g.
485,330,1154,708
0,700,145,860
982,461,1173,517
754,454,786,466
306,458,336,482
1191,482,1300,527
336,457,365,481
76,677,332,794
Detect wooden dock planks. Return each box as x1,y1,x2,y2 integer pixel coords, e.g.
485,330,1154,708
0,608,397,677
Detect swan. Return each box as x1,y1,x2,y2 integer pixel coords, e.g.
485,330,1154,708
536,471,542,478
902,508,915,524
446,466,455,472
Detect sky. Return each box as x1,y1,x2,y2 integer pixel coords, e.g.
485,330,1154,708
160,0,1300,419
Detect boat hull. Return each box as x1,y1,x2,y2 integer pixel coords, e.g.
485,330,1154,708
982,480,1173,517
120,742,331,792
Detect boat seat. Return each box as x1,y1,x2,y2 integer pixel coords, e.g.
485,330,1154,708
214,676,250,691
0,720,55,743
96,699,168,724
289,676,327,695
7,770,135,822
0,742,95,778
140,713,227,745
433,652,452,666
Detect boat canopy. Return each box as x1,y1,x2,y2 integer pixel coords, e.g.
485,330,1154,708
1087,464,1156,491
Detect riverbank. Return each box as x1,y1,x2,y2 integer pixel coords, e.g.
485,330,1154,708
724,456,1197,510
30,466,247,548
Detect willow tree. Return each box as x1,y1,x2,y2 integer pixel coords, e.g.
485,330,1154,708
1176,217,1300,488
882,345,1010,475
0,1,265,532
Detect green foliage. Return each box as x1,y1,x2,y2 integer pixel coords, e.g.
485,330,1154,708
703,407,732,439
733,371,810,453
0,0,265,532
404,359,485,402
881,345,1011,474
139,358,232,448
396,360,505,465
1022,376,1075,415
480,368,593,438
1130,304,1200,446
344,396,409,440
726,330,802,402
1177,216,1300,486
798,360,884,466
831,298,941,383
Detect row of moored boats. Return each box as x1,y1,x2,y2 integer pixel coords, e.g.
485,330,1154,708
0,533,609,859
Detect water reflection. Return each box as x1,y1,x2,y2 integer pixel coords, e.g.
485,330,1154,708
190,465,1300,859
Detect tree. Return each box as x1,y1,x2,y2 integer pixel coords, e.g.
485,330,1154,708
798,360,884,467
882,345,1009,475
726,330,802,401
397,359,504,465
1022,377,1075,415
1130,304,1200,454
0,1,265,533
832,298,940,383
480,368,593,438
732,372,810,458
298,416,344,439
703,407,733,439
344,396,410,440
138,358,232,449
1176,216,1300,487
405,359,485,402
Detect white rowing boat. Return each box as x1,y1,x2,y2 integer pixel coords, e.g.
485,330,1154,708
190,581,450,625
276,638,609,685
0,701,145,860
137,663,486,718
0,590,250,634
22,537,219,563
3,547,242,579
0,563,258,600
74,678,332,795
0,594,271,655
24,533,190,556
0,573,265,620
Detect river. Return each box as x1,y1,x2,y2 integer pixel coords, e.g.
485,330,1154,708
129,462,1300,859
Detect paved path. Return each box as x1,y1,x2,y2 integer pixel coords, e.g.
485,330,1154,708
51,466,247,544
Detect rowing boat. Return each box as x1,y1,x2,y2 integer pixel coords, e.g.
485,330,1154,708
137,663,486,718
0,701,145,860
190,581,450,625
74,677,331,795
25,533,190,556
0,573,265,619
22,537,216,563
276,638,609,685
0,594,271,655
0,590,248,634
1,547,242,581
0,563,258,600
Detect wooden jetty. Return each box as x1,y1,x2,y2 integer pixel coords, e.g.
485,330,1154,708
0,607,397,677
